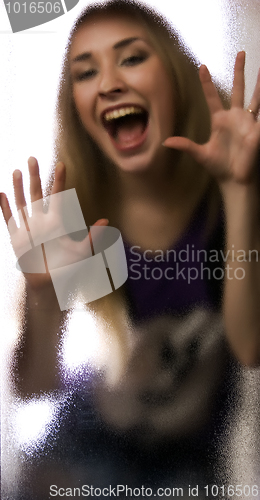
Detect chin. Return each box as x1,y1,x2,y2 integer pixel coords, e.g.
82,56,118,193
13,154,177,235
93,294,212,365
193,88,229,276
110,143,167,175
114,158,154,174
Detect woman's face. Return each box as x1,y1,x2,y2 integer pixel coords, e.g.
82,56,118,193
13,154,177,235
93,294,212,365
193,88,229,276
70,13,175,173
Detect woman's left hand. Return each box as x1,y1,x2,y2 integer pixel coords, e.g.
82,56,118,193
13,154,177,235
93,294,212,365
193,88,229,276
163,51,260,186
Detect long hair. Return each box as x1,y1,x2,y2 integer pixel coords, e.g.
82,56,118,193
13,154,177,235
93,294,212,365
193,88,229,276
52,1,224,369
53,0,217,226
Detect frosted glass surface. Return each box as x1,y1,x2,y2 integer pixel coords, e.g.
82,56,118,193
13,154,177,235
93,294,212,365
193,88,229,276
1,1,260,498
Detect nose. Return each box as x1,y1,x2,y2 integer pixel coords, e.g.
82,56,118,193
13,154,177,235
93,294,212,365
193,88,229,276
98,65,127,99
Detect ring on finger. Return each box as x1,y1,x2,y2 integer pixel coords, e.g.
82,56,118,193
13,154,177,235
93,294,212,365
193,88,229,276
247,107,258,119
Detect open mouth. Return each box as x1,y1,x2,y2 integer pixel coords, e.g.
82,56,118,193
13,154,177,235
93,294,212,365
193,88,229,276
102,105,149,150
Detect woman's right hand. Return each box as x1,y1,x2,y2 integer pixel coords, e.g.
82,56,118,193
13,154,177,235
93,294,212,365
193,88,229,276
0,157,108,292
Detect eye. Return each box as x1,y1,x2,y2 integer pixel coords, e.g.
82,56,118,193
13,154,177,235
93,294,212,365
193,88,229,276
121,54,147,67
74,69,97,82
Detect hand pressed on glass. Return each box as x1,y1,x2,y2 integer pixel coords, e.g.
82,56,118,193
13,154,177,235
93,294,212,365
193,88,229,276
0,157,108,293
164,52,260,186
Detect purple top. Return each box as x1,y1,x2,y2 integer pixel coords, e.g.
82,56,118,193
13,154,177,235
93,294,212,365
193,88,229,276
124,194,224,322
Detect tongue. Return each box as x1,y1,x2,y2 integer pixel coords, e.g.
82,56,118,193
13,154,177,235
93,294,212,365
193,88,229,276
115,118,144,145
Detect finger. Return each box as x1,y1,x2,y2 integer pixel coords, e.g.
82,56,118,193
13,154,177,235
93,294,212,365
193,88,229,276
88,219,109,256
51,162,66,195
231,51,245,108
88,219,109,247
48,162,66,220
199,65,223,115
0,192,14,225
13,170,26,210
29,157,43,202
163,136,205,164
247,68,260,117
93,218,109,227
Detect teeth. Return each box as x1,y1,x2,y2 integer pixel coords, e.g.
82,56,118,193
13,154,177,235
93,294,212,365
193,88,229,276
104,106,144,122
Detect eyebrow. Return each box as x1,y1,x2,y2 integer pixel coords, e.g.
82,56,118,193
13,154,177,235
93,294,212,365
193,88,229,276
113,36,139,49
71,37,142,64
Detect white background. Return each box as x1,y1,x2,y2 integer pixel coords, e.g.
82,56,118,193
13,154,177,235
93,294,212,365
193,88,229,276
1,0,260,493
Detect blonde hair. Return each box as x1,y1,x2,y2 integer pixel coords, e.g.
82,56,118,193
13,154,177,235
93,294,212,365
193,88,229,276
52,0,223,361
54,0,216,224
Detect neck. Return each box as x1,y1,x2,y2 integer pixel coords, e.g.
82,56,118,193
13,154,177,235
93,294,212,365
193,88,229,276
116,152,208,210
106,151,210,251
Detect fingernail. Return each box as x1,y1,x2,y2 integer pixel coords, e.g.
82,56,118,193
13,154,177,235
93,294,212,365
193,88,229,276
98,219,109,226
0,193,7,208
28,157,38,170
13,169,22,180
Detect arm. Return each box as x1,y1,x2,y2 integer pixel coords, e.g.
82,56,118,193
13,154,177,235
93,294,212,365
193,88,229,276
164,52,260,366
1,158,108,395
221,180,260,366
1,159,66,395
17,279,64,395
1,158,65,396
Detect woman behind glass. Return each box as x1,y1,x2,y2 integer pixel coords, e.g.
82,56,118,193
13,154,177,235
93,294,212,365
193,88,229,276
1,0,260,497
